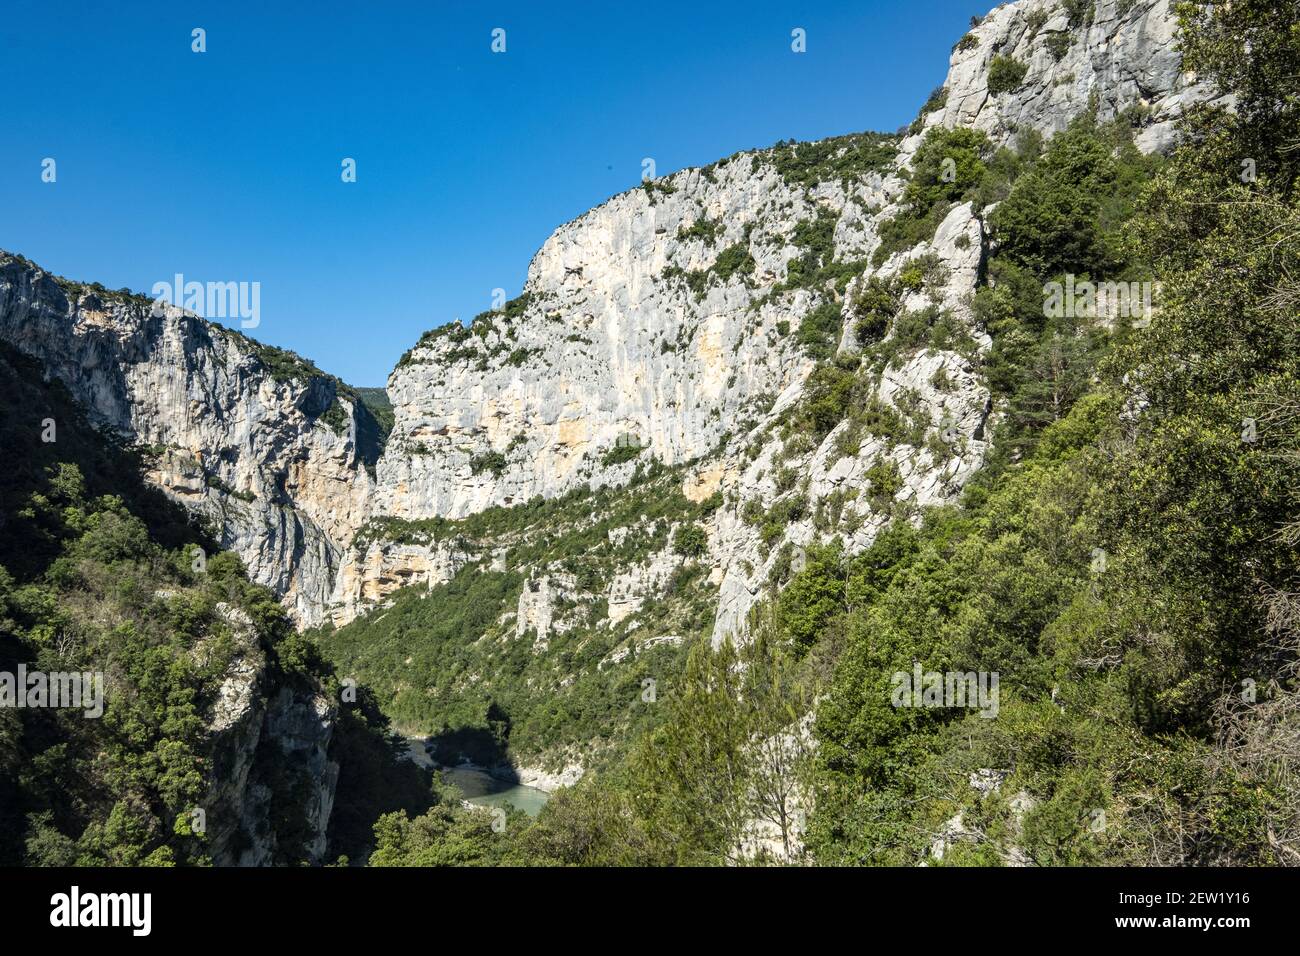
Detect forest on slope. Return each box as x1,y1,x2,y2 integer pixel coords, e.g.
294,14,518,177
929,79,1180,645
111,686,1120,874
2,0,1296,869
0,342,434,865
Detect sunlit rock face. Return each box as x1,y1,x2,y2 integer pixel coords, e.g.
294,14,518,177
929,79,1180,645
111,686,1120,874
0,0,1204,639
365,0,1202,642
0,256,374,628
375,160,837,521
0,0,1218,853
914,0,1212,155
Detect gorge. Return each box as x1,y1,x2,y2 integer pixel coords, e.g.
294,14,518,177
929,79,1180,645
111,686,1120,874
4,0,1295,868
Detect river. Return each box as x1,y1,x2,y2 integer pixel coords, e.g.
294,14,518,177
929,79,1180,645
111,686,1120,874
403,739,550,817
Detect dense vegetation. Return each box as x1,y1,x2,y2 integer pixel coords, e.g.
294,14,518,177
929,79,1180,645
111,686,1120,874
6,0,1295,871
765,131,898,189
366,0,1300,866
315,463,722,768
0,343,430,865
987,55,1029,96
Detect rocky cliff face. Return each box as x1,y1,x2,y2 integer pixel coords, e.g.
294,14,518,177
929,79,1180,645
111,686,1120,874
0,0,1212,840
0,0,1203,642
358,0,1204,642
376,0,1198,515
376,161,844,520
0,259,375,627
202,602,338,865
918,0,1211,155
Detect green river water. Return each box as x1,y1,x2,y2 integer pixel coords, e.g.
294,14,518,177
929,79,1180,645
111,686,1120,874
404,739,550,817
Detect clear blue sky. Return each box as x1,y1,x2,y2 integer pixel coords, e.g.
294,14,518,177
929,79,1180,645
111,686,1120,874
0,0,978,385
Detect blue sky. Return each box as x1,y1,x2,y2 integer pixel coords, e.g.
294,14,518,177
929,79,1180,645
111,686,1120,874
0,0,979,385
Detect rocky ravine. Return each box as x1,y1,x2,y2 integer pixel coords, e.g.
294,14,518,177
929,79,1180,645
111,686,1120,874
0,0,1206,667
0,0,1211,859
0,264,352,862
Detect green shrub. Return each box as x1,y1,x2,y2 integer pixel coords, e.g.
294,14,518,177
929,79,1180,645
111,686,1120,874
1062,0,1095,29
904,127,993,213
797,364,858,438
470,451,508,476
673,523,709,558
677,218,722,244
796,301,845,361
920,85,948,115
909,86,949,133
987,56,1029,96
863,459,903,509
602,442,644,467
1045,31,1072,61
713,242,756,282
851,276,900,345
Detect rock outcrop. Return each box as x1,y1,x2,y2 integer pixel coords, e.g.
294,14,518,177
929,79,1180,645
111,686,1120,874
330,536,471,626
197,601,339,865
916,0,1214,155
355,0,1205,643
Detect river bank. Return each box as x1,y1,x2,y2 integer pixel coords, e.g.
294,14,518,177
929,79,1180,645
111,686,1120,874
402,738,554,817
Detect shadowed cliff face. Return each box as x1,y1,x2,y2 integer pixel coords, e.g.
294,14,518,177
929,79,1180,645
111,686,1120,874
0,0,1206,642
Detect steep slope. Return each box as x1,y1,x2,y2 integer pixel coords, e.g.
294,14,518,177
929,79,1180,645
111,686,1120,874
314,0,1214,783
367,0,1300,867
0,1,1205,640
0,258,377,626
917,0,1210,153
348,0,1206,641
375,131,895,520
0,342,338,864
377,0,1203,520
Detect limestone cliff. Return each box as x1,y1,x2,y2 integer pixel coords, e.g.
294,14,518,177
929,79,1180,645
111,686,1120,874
0,257,375,627
357,0,1205,642
0,0,1206,643
917,0,1212,154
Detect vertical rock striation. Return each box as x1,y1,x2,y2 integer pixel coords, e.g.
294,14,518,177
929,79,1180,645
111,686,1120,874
0,257,375,627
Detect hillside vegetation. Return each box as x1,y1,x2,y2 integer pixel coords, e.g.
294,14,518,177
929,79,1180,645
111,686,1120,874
0,343,432,865
315,463,721,769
